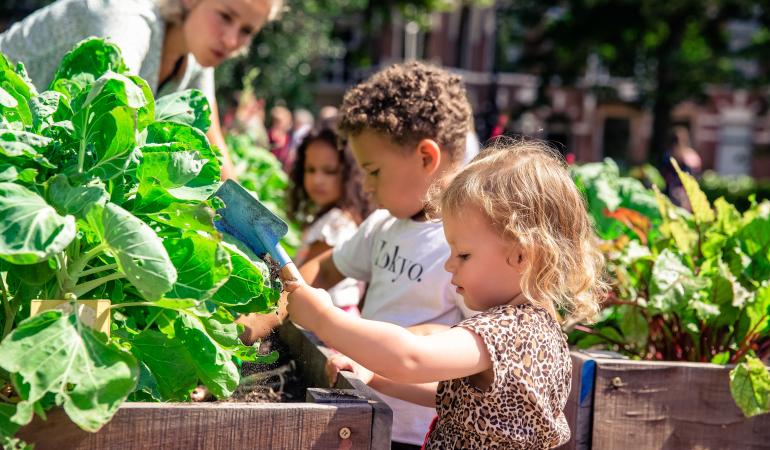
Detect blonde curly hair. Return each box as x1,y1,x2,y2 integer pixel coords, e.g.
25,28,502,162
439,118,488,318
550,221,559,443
156,0,284,25
431,137,607,323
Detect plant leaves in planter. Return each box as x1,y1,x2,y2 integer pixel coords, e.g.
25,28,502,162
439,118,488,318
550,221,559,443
163,233,231,301
730,355,770,417
128,328,199,401
0,182,76,265
90,203,177,300
154,89,211,132
0,311,138,432
0,38,281,437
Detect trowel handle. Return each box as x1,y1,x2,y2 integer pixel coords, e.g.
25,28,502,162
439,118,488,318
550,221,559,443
273,244,305,284
280,262,304,284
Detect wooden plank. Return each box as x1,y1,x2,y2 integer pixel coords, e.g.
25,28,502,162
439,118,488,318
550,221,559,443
340,374,394,450
590,358,770,450
19,322,391,449
555,351,595,450
18,402,372,450
281,321,393,448
279,321,329,388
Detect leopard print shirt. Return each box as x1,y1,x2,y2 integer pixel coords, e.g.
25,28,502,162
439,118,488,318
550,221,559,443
425,303,572,449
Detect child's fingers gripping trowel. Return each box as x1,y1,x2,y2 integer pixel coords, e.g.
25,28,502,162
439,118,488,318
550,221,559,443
213,179,304,284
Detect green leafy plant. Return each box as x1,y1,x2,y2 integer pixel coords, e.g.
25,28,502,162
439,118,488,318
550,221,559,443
0,38,280,439
572,158,770,417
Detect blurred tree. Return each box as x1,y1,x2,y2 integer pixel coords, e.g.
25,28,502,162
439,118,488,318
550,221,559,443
216,0,492,112
497,0,764,165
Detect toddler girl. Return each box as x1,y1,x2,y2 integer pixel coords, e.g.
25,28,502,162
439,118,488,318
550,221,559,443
286,139,606,448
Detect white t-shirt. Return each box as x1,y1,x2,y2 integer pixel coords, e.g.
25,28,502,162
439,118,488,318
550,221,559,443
298,208,361,308
333,209,472,445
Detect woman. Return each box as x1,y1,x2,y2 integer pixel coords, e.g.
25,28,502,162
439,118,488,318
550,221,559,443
0,0,281,179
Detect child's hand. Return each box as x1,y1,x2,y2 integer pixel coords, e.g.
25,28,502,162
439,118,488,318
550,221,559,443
326,352,373,386
286,283,335,331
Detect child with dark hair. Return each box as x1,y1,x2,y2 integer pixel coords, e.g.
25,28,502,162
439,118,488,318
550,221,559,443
286,126,374,314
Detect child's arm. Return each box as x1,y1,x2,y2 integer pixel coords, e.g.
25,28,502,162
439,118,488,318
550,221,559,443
327,353,438,407
237,249,347,344
287,284,491,384
300,248,346,290
370,376,438,408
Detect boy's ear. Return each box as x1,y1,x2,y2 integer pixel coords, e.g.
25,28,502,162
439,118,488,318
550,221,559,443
416,139,442,174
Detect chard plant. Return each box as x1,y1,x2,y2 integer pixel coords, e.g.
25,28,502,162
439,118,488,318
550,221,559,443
0,38,280,442
571,159,770,418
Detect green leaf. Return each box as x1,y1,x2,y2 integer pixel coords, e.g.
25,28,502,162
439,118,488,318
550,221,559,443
0,82,31,128
212,238,277,313
714,197,742,235
711,351,730,365
49,38,128,91
128,329,198,401
745,285,770,337
672,158,714,225
0,311,138,431
0,403,20,437
143,202,218,234
0,56,36,124
164,233,231,301
137,151,208,188
0,165,36,183
197,310,266,362
617,305,648,348
174,313,240,398
145,121,220,184
94,203,176,300
30,91,72,131
71,72,148,179
0,86,17,108
133,181,219,214
0,129,55,169
130,361,162,402
127,75,155,131
649,249,707,314
730,355,770,417
0,182,76,264
47,174,109,219
154,89,211,132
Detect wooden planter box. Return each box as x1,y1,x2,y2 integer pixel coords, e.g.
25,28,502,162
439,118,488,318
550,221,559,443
18,322,392,450
558,351,770,450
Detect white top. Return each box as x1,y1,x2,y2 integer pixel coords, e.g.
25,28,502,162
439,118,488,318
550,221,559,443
333,208,473,444
299,208,361,308
0,0,215,103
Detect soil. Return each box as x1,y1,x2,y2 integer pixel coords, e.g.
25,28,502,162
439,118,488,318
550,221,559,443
222,331,308,403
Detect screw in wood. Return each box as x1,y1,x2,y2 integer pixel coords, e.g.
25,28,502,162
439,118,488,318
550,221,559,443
339,427,352,439
611,377,625,388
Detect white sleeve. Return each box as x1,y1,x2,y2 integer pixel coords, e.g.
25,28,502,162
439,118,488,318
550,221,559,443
303,208,358,247
332,210,389,282
92,13,153,76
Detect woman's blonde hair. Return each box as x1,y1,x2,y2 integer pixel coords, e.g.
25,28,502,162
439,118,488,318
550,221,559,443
156,0,284,25
431,137,607,323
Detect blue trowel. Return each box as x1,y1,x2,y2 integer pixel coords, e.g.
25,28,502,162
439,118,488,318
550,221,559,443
213,179,303,283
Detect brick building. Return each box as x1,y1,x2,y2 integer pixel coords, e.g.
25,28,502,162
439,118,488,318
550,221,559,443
316,5,770,178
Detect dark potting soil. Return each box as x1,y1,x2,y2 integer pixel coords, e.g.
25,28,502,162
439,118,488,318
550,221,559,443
223,331,309,403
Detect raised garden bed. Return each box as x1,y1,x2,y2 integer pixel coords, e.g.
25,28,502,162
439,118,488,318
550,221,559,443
558,351,770,450
17,322,392,450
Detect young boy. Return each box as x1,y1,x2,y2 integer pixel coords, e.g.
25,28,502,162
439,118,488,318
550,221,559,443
240,61,473,449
